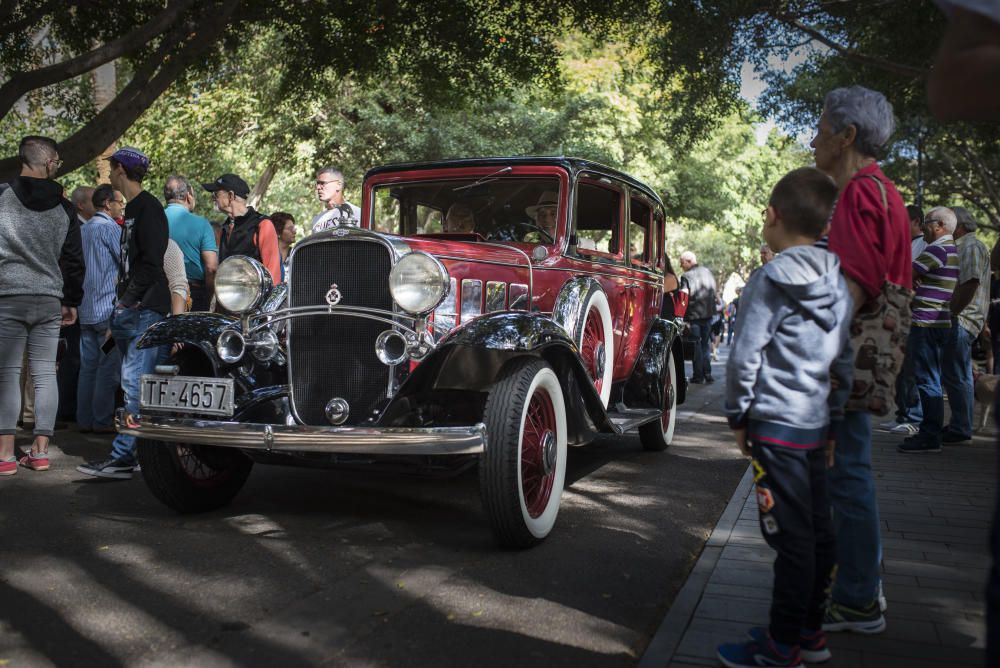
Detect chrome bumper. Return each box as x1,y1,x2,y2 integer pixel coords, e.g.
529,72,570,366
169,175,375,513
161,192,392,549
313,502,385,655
115,412,486,456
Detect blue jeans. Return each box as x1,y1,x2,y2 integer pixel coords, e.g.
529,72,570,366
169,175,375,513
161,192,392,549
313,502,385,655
828,410,881,607
910,325,950,443
894,345,922,424
77,320,121,429
941,321,975,439
110,309,165,461
689,318,713,381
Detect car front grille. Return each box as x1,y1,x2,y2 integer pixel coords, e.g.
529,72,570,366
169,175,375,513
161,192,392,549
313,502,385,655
288,239,393,425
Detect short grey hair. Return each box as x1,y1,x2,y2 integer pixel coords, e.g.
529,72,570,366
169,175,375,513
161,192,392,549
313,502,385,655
680,250,697,264
163,175,192,203
823,86,896,158
926,206,958,234
71,186,94,207
316,166,345,183
951,206,978,232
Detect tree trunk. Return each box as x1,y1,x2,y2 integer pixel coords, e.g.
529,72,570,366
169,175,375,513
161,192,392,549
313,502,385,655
0,0,239,181
248,162,278,210
91,59,116,184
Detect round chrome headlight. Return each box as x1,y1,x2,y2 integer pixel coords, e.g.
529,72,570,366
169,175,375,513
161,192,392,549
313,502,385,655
389,252,449,315
216,256,271,314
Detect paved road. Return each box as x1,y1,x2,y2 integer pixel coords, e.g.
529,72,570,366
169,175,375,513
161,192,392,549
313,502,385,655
0,377,745,667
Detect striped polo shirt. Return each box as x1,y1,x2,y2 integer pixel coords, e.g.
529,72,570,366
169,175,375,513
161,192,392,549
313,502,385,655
911,235,958,328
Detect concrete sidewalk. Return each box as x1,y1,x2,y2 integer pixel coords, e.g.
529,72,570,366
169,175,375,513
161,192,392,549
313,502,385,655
642,418,994,667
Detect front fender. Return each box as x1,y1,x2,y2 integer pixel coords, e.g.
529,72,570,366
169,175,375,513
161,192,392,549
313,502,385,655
380,312,610,443
135,312,238,373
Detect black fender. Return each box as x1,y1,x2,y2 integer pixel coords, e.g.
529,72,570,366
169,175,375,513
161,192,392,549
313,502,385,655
136,312,287,406
379,312,610,445
623,317,687,410
136,312,239,373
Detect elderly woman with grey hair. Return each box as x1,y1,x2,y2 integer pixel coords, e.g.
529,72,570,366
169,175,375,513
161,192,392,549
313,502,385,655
811,86,912,637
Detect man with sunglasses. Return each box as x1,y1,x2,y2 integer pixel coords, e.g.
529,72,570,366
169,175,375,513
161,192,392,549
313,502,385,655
311,166,360,233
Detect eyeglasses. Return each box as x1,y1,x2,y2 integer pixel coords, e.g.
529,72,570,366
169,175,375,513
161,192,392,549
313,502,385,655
48,158,63,169
315,179,342,187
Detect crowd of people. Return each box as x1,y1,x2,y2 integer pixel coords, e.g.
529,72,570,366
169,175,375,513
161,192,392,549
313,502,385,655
660,76,997,666
0,137,360,480
662,79,999,668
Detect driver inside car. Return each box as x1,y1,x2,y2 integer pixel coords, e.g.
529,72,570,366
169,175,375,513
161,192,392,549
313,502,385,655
444,202,476,233
525,191,558,241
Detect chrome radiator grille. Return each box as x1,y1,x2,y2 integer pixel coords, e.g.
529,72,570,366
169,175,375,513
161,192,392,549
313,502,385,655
288,239,393,425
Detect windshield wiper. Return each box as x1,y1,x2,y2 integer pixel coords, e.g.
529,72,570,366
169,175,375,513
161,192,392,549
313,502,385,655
452,166,512,191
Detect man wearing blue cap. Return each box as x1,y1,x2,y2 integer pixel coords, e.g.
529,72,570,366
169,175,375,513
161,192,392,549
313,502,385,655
78,146,169,480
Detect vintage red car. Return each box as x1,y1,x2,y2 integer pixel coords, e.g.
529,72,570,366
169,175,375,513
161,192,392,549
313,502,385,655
124,157,687,547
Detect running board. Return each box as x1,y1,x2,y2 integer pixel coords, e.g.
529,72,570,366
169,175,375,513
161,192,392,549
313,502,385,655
606,408,662,434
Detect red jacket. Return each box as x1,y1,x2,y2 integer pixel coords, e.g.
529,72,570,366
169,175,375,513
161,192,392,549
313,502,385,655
827,163,912,299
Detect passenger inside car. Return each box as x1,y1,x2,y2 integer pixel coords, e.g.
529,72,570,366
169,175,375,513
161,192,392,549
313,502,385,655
443,202,476,233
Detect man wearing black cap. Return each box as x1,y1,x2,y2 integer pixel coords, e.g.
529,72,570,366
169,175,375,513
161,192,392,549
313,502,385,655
202,174,280,284
78,145,169,480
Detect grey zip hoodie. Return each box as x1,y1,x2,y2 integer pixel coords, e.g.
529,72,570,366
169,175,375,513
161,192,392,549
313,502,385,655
725,244,853,431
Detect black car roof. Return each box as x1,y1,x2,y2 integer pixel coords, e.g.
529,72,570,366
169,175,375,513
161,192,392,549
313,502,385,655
364,156,664,209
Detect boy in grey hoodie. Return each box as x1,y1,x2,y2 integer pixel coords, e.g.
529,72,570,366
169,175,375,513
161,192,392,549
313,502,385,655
717,168,853,668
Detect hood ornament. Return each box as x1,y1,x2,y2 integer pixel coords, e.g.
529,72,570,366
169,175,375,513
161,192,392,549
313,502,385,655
325,283,342,308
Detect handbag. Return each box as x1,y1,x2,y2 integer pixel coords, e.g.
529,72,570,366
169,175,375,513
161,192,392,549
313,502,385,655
844,175,914,415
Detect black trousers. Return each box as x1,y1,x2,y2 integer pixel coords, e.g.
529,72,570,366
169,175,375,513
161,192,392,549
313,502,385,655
752,442,836,645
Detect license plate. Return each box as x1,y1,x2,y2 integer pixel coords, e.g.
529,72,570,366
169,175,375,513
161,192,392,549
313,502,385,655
140,375,235,416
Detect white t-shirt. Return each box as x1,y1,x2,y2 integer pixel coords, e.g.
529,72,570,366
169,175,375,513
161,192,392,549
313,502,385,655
311,202,361,233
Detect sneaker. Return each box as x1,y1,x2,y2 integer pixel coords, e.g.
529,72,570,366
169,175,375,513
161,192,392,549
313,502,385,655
941,431,972,444
748,627,830,664
889,422,919,435
718,633,803,668
822,599,886,634
878,579,887,613
18,451,49,471
76,457,136,480
897,435,942,454
877,418,901,431
0,457,17,476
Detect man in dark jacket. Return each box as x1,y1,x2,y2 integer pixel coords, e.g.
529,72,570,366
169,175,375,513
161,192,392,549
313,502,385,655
0,135,84,475
203,173,280,284
680,251,718,383
78,146,169,480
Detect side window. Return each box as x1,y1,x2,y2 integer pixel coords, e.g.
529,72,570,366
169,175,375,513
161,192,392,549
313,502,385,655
575,180,622,259
373,188,400,233
628,195,652,268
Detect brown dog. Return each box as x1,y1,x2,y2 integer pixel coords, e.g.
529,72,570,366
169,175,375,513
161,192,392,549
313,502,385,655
974,372,1000,432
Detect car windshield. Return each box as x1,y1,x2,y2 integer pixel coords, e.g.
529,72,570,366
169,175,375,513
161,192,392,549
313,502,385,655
371,177,561,244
